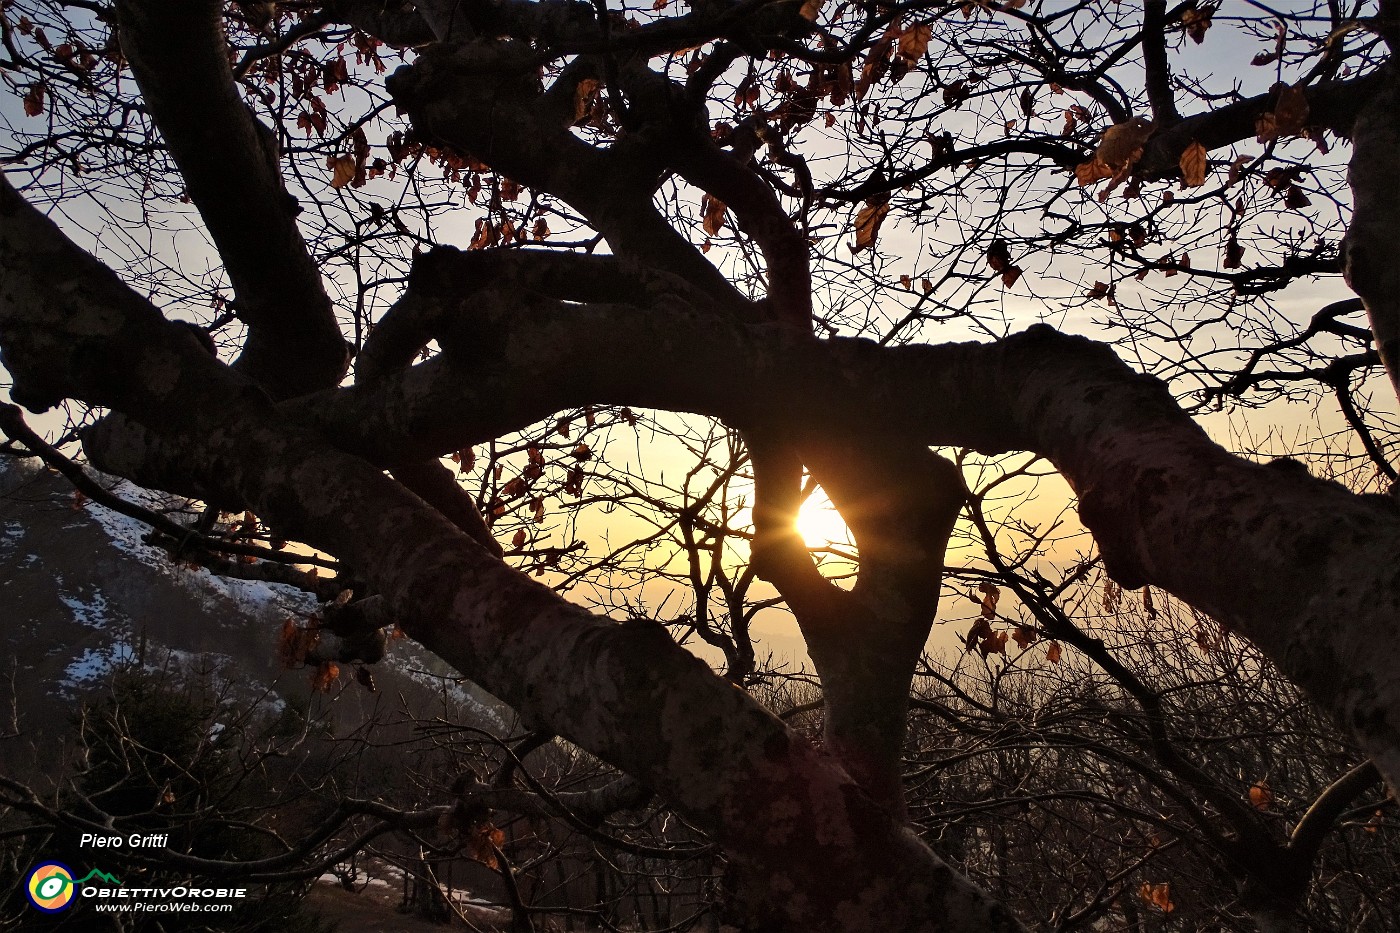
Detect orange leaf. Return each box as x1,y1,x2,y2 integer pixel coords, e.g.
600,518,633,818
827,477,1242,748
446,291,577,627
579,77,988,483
1139,882,1175,913
941,79,969,108
23,82,47,117
1249,779,1273,811
1074,159,1114,186
1227,154,1251,186
1178,141,1208,187
1181,3,1215,44
1086,280,1116,305
855,23,897,99
574,78,601,124
277,618,321,668
1254,112,1279,144
1046,641,1063,664
897,24,931,62
894,24,931,80
1103,578,1122,611
1224,236,1244,269
1077,117,1154,188
328,155,356,189
1095,117,1154,170
964,617,993,651
310,661,340,693
701,194,727,237
980,630,1009,658
978,581,1000,619
276,618,300,667
468,823,507,869
469,217,499,251
1257,83,1309,142
850,196,891,253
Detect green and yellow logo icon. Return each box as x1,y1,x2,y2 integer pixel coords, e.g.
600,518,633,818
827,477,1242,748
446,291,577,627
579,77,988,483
24,863,122,912
25,862,76,912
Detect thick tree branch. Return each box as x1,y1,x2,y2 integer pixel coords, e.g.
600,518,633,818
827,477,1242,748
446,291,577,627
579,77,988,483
1137,70,1383,179
0,402,335,576
116,0,348,397
324,0,436,46
1288,760,1381,862
797,438,962,816
1343,62,1400,404
385,40,758,316
1141,0,1180,126
621,63,813,327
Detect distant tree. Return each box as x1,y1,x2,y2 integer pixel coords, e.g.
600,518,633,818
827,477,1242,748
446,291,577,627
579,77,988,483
5,1,1400,929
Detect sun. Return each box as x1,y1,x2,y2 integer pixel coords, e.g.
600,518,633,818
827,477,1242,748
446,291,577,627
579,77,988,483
794,487,853,550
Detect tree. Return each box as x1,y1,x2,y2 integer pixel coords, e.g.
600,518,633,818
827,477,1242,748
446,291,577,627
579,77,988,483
4,0,1400,929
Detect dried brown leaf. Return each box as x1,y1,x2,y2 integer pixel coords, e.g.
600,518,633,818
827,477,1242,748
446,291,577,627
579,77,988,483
574,78,602,124
1182,3,1215,44
1140,882,1175,913
850,196,891,253
985,239,1012,273
326,155,355,189
894,24,931,80
701,194,727,237
1178,141,1208,187
1227,155,1251,186
978,581,1000,618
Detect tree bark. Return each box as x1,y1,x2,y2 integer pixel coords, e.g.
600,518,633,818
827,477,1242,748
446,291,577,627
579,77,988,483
1343,62,1400,404
115,0,348,397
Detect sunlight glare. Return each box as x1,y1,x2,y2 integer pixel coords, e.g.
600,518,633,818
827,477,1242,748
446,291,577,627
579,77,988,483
795,487,853,550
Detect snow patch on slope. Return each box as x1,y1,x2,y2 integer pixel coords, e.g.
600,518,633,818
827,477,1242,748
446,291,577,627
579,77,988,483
61,641,136,692
81,478,318,621
55,576,115,629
